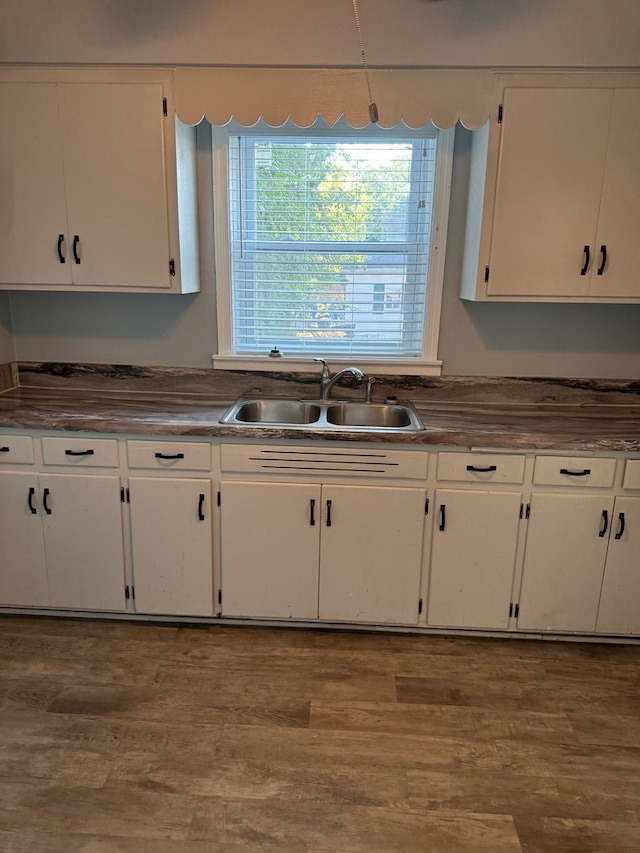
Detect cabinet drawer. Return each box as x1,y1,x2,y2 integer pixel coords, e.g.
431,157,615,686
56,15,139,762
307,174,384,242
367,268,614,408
0,435,35,465
623,459,640,490
42,437,119,467
127,440,211,471
436,452,526,484
533,456,615,488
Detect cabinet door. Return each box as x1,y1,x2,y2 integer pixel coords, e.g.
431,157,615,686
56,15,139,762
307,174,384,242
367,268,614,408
318,485,425,625
0,83,71,286
59,83,172,289
596,497,640,634
41,473,126,611
129,478,213,616
0,473,49,606
220,481,321,619
591,89,640,298
517,493,614,633
427,489,521,630
487,88,612,297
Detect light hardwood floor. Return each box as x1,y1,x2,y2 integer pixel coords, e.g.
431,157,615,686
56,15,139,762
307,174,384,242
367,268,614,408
0,615,639,852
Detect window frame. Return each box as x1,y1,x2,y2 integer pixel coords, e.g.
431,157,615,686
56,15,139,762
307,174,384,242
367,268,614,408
212,120,454,375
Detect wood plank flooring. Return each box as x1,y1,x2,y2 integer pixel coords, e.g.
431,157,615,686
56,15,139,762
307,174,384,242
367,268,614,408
0,616,639,852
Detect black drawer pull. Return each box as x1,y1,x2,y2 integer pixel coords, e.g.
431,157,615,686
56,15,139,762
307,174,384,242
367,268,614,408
65,449,95,456
72,234,81,264
466,465,497,473
439,504,446,531
154,452,185,460
326,499,332,527
28,487,37,515
580,244,590,275
615,511,626,540
309,498,316,526
597,244,607,276
599,509,609,538
0,446,9,453
560,468,591,477
57,234,66,264
198,493,205,521
42,487,52,515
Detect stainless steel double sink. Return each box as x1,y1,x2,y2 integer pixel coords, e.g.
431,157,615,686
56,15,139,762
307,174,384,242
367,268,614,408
220,397,425,432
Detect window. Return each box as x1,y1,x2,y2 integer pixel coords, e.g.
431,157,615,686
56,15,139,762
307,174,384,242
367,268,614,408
212,120,453,372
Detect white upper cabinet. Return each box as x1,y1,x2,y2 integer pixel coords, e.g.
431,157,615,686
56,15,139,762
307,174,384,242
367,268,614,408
0,71,199,293
461,78,640,302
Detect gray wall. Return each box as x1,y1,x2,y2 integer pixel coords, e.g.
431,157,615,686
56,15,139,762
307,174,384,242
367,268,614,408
0,294,15,363
3,0,640,377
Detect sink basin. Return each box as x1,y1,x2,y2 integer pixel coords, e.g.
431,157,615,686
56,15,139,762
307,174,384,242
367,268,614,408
326,403,415,429
220,397,424,432
231,399,322,425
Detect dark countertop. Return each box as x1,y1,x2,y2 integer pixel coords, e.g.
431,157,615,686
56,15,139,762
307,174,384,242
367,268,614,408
0,386,639,452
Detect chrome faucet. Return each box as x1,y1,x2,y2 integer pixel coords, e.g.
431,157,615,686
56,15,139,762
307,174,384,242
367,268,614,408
314,359,366,401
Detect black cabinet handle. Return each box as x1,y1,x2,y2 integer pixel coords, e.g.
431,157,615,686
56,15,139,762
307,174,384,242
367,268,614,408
309,498,316,526
0,446,9,453
615,511,626,540
439,504,446,531
72,235,81,264
28,487,37,515
580,244,591,275
57,234,66,264
197,493,205,521
326,499,332,527
560,468,591,477
154,452,185,460
42,487,52,515
599,509,609,538
466,465,497,473
597,244,607,276
65,449,95,457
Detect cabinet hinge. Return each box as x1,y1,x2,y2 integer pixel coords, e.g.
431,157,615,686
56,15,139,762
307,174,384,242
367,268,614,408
424,498,429,515
169,258,176,277
509,602,513,618
162,97,168,116
218,589,222,606
497,103,503,123
484,266,490,283
125,585,135,601
418,598,423,615
217,491,221,506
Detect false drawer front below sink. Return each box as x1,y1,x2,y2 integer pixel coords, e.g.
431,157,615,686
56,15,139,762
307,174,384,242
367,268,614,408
0,435,35,465
533,456,615,488
437,452,526,484
221,444,428,479
42,437,119,467
623,459,640,490
127,440,211,471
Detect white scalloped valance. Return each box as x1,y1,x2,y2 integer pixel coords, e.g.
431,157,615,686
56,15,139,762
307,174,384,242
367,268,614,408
174,67,496,129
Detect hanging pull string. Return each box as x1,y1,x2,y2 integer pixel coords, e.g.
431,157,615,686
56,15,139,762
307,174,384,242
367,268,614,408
351,0,379,123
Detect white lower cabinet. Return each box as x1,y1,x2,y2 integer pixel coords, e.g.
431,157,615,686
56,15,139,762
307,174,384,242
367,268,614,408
220,480,426,625
596,497,640,634
517,493,614,633
0,471,125,610
0,472,49,607
128,477,214,616
427,489,522,630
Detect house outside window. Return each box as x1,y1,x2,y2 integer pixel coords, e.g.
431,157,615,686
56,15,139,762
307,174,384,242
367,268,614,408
212,120,454,374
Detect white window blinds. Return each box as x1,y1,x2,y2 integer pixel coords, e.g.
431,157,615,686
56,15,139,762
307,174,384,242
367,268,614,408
227,129,437,358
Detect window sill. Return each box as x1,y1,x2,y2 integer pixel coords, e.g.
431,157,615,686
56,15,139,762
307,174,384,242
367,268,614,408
212,355,443,376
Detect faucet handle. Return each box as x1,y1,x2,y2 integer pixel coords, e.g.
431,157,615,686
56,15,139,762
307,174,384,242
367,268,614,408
313,358,330,378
